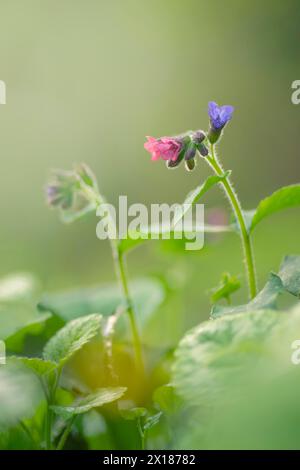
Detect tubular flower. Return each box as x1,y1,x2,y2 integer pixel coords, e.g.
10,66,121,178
144,136,182,162
208,101,234,143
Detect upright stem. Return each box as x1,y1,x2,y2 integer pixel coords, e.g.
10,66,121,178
94,194,144,374
206,144,257,299
56,416,76,450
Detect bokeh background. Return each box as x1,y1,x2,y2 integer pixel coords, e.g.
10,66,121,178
1,0,300,343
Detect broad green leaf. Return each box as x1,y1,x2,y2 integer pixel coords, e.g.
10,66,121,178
39,278,165,338
210,273,241,304
51,387,126,419
0,272,53,353
172,309,282,406
4,312,52,353
43,314,102,365
172,171,231,227
211,273,283,318
10,357,57,376
119,224,231,255
250,184,300,232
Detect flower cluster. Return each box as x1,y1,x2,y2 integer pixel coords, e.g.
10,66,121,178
144,130,208,172
46,163,99,217
144,101,234,170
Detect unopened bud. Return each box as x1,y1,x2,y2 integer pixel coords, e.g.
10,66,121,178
198,142,209,157
185,158,196,172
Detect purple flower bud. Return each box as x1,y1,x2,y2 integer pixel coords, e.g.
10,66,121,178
192,130,206,145
208,101,234,144
184,143,197,161
198,142,209,157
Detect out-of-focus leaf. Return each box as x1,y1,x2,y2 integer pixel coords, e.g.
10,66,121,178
4,312,52,353
10,357,57,376
153,384,182,414
51,387,126,419
172,310,282,407
43,314,102,365
119,224,231,254
277,255,300,297
0,273,40,302
250,184,300,232
39,279,165,338
0,272,53,353
0,364,43,428
119,406,147,421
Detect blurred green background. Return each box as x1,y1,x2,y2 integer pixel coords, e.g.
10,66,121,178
1,0,300,338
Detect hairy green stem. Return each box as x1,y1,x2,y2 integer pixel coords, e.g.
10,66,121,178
206,144,257,299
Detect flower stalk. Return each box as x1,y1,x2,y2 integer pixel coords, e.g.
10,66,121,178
206,144,257,299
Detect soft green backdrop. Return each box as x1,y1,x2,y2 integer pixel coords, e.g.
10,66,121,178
1,0,299,336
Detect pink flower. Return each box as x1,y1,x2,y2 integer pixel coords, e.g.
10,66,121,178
144,136,182,162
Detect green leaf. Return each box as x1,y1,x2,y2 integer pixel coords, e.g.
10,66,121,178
277,255,300,297
0,363,43,428
153,384,182,414
172,309,282,407
250,184,300,232
4,312,52,353
211,273,283,318
51,387,126,419
43,314,102,365
210,273,241,304
211,255,300,318
143,411,162,431
172,171,231,227
0,272,53,353
10,357,57,376
39,278,164,338
119,407,148,421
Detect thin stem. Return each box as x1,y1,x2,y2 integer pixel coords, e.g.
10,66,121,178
206,144,257,299
56,416,76,450
45,368,62,450
113,243,144,376
19,420,38,449
96,198,144,376
137,417,146,450
45,406,52,450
